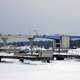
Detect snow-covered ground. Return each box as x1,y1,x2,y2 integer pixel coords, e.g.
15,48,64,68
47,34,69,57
0,59,80,80
68,48,80,55
1,48,80,80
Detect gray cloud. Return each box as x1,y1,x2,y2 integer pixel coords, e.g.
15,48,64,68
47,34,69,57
0,0,80,35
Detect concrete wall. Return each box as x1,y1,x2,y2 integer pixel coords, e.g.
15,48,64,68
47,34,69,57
61,35,70,49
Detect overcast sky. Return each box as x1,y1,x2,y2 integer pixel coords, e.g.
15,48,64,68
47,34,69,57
0,0,80,35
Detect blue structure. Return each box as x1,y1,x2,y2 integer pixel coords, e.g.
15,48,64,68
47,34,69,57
34,35,80,40
34,35,61,40
33,34,80,49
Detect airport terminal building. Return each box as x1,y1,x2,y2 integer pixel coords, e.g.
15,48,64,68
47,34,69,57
0,34,80,49
34,34,80,49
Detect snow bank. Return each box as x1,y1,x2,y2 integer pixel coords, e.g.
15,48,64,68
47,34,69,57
0,52,14,56
68,48,80,55
0,60,80,80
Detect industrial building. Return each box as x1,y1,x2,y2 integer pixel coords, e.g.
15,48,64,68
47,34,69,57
34,34,80,49
0,34,80,62
0,34,80,49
